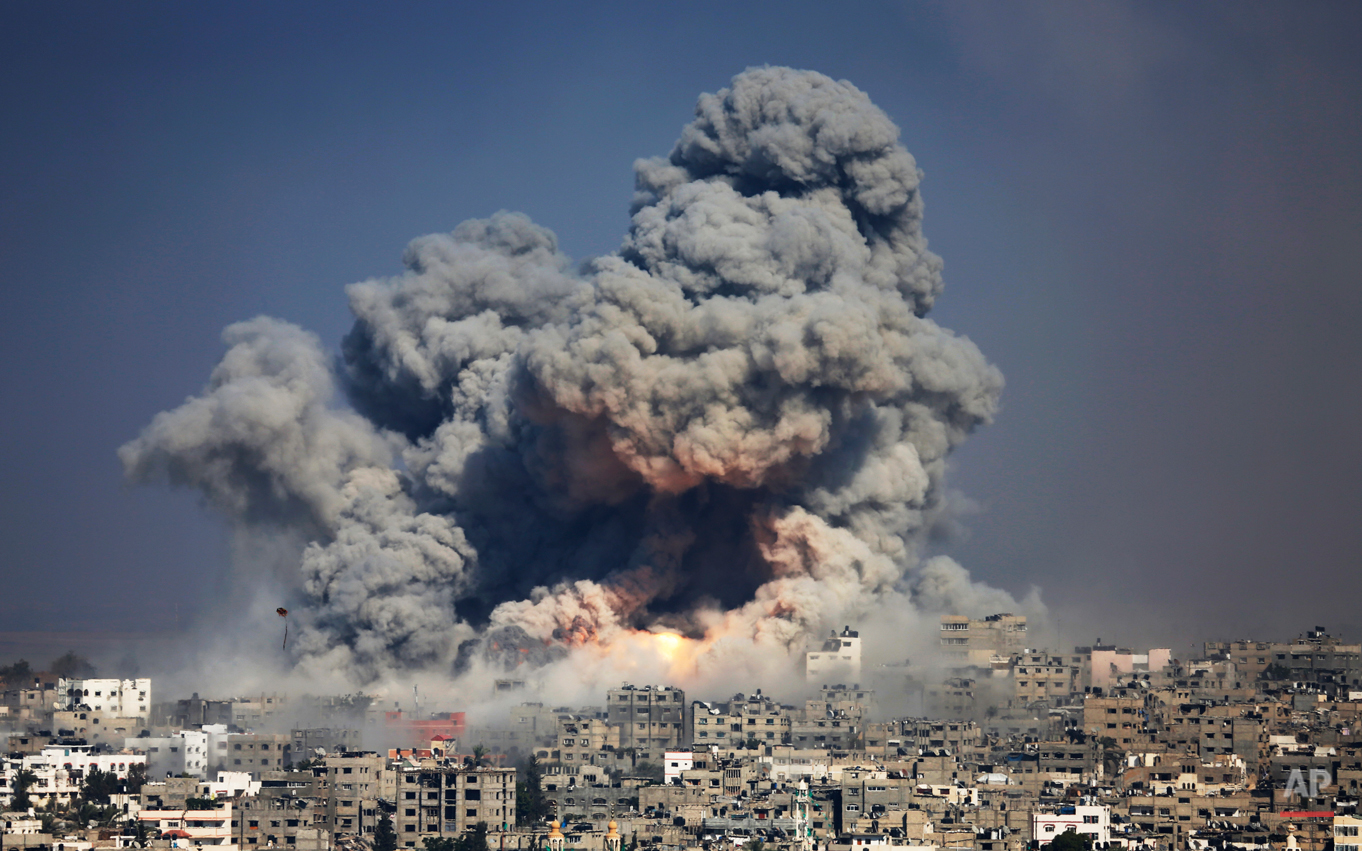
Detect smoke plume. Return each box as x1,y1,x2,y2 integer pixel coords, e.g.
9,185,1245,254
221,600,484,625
121,67,1035,689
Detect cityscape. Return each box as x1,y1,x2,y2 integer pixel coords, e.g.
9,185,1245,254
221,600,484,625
5,617,1362,851
4,7,1361,851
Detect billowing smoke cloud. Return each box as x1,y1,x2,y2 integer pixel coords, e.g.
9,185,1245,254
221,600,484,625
122,67,1036,688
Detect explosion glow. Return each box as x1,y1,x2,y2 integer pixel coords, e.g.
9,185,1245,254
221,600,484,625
121,67,1040,692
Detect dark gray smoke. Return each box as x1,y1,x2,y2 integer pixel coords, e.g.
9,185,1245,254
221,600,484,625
121,67,1028,684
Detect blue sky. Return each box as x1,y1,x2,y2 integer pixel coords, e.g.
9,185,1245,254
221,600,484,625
3,0,1361,654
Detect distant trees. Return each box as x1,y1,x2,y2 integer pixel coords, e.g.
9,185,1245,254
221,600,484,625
373,814,398,851
515,754,547,826
123,763,148,795
422,822,487,851
11,769,38,810
1047,830,1092,851
49,651,95,679
464,745,488,768
458,822,489,851
81,768,120,804
0,659,33,686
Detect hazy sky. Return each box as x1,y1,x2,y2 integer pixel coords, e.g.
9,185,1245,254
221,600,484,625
3,1,1360,656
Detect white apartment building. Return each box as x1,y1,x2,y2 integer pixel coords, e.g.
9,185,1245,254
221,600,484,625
139,802,237,850
130,730,211,780
1335,814,1362,851
806,626,861,684
1,745,147,809
664,751,694,784
1033,805,1112,847
58,678,151,720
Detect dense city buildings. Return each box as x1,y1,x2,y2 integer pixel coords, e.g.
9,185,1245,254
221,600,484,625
7,621,1362,851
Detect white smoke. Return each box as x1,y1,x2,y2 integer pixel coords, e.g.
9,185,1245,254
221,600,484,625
121,67,1041,692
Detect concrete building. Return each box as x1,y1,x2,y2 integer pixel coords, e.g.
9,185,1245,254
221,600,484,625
1205,640,1275,681
691,691,792,748
1082,693,1146,748
541,715,618,767
323,752,387,840
57,678,151,720
52,709,145,745
939,615,1027,667
153,693,234,728
132,730,211,779
806,627,862,685
1272,626,1362,688
809,684,875,720
1011,652,1079,703
0,744,146,809
1089,647,1172,689
231,695,287,729
1335,814,1362,851
232,790,329,851
139,802,237,850
392,765,516,848
225,734,293,780
606,685,687,752
663,751,694,785
789,713,860,750
1032,804,1111,847
292,728,362,758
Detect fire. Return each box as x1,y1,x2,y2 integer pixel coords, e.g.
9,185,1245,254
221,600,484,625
648,631,686,661
579,629,707,683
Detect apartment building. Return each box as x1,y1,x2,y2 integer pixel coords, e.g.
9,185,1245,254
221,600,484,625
805,626,862,684
1335,814,1362,851
538,715,618,766
0,744,147,809
139,802,236,850
607,685,687,752
1089,647,1172,689
391,765,516,848
292,728,362,757
940,614,1027,667
134,729,212,779
57,678,151,720
225,733,293,779
1032,804,1111,848
1082,693,1146,748
324,752,386,839
1012,652,1079,703
1206,640,1275,681
691,691,792,747
232,778,329,851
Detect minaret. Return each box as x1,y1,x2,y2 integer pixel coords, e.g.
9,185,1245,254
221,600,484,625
548,821,565,851
605,821,621,851
793,780,813,851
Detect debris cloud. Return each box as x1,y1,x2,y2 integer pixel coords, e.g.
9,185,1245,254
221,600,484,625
122,67,1037,691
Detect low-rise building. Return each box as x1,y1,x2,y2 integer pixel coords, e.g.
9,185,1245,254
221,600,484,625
1032,804,1111,848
